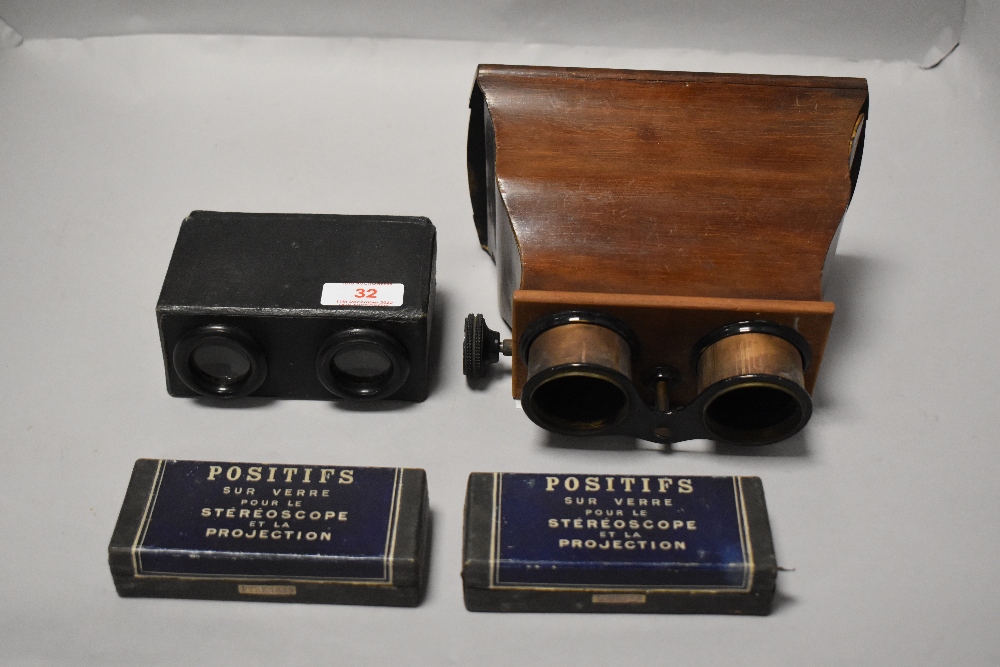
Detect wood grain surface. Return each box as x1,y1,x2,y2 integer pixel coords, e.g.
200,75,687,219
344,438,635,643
470,65,868,302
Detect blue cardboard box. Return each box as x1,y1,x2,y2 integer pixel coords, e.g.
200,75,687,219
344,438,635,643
109,459,430,606
462,472,776,614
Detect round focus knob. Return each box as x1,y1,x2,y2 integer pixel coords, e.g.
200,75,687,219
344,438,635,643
463,313,502,378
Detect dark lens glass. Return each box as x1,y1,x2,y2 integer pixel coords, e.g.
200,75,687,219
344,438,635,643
191,343,252,383
332,345,393,382
705,385,799,432
530,374,629,431
702,383,806,445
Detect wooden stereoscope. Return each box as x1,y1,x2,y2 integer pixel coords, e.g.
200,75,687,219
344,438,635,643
463,64,868,445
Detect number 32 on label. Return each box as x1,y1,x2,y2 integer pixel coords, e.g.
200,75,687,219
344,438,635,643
321,282,405,307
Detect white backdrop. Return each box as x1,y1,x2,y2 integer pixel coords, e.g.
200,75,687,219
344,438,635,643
0,0,967,66
0,3,999,666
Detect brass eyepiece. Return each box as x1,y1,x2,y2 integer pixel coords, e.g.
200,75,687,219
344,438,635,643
696,331,811,445
521,321,632,434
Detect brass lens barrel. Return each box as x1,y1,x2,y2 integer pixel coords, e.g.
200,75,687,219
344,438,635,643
697,332,810,445
522,323,632,433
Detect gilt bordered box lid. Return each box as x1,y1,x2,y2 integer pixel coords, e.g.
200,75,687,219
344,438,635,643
109,459,429,606
462,472,776,614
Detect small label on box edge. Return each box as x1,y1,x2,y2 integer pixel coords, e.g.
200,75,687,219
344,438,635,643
238,584,297,596
592,593,646,604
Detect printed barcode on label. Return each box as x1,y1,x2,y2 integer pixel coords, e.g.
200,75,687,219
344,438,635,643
321,282,404,307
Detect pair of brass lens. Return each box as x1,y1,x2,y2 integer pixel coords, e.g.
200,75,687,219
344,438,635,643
173,325,408,400
520,318,811,445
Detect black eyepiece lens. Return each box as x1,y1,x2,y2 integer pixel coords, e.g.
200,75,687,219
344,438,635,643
191,343,252,383
316,329,410,400
172,325,267,398
332,346,393,381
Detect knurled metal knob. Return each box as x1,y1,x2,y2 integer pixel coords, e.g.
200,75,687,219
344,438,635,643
463,313,502,379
